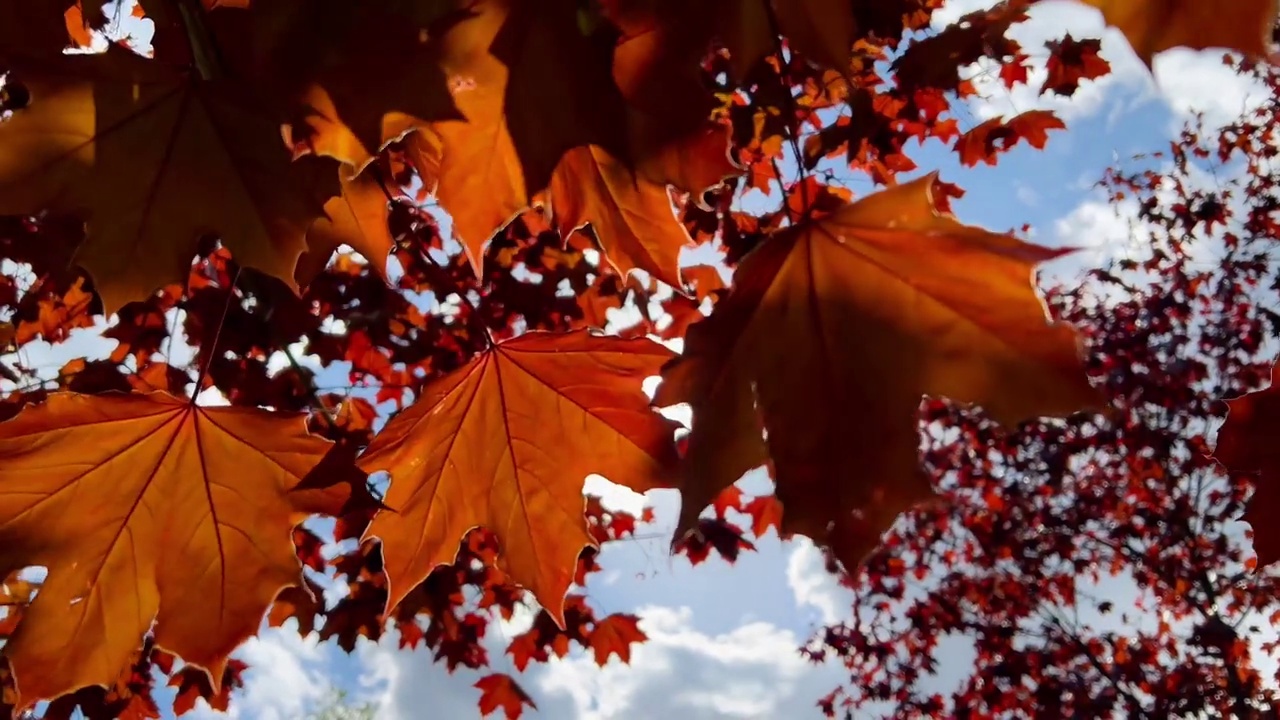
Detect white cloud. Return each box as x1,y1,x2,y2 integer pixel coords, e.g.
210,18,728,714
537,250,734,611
359,602,848,720
186,629,333,720
530,606,844,720
1151,48,1270,129
1046,150,1243,280
292,473,860,720
787,541,854,626
935,0,1150,123
935,0,1267,129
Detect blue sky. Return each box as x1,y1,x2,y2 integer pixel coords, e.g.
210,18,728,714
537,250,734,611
5,0,1278,717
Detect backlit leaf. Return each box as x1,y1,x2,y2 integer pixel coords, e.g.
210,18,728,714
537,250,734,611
0,392,357,707
656,173,1102,573
360,330,678,624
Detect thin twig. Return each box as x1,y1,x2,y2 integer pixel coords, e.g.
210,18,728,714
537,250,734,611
174,0,224,80
762,0,812,224
367,164,495,350
191,265,241,401
283,340,338,427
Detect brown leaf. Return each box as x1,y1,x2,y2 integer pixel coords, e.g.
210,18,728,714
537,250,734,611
655,173,1102,573
416,0,727,278
360,330,679,625
1042,34,1111,97
267,578,326,638
0,47,341,313
719,0,858,80
955,110,1067,167
258,0,462,173
1080,0,1278,68
295,169,397,287
168,659,246,716
549,146,688,289
0,393,352,707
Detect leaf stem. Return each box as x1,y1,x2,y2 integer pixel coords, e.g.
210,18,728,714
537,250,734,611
761,0,812,225
191,264,241,403
282,340,338,427
174,0,224,81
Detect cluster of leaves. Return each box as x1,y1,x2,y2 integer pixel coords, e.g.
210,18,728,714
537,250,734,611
0,0,1276,717
800,52,1280,718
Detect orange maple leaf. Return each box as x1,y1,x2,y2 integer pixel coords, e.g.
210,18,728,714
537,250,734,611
15,276,96,345
1078,0,1278,68
586,613,647,666
718,0,858,81
475,673,536,719
0,393,359,707
656,173,1103,574
742,494,784,537
360,330,679,625
403,0,736,282
955,110,1066,167
294,170,397,287
62,2,96,49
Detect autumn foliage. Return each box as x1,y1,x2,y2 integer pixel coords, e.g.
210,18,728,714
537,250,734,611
0,0,1276,717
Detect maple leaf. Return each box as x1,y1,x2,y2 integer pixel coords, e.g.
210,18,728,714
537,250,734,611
676,517,755,565
359,330,679,625
1042,34,1111,97
0,392,361,707
294,170,397,287
655,173,1103,573
1078,0,1278,68
168,659,246,716
1210,365,1280,566
15,276,96,345
586,613,646,666
955,110,1067,167
741,494,784,537
891,2,1027,93
403,0,734,282
548,146,696,289
0,45,342,313
249,0,462,173
63,2,97,49
267,577,326,637
475,673,536,719
719,0,858,81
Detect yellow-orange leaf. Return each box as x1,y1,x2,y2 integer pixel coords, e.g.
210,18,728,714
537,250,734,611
720,0,857,80
0,47,340,313
0,392,355,707
295,169,397,287
1078,0,1277,68
418,0,731,279
360,330,678,624
655,173,1103,573
550,146,687,289
421,0,591,272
